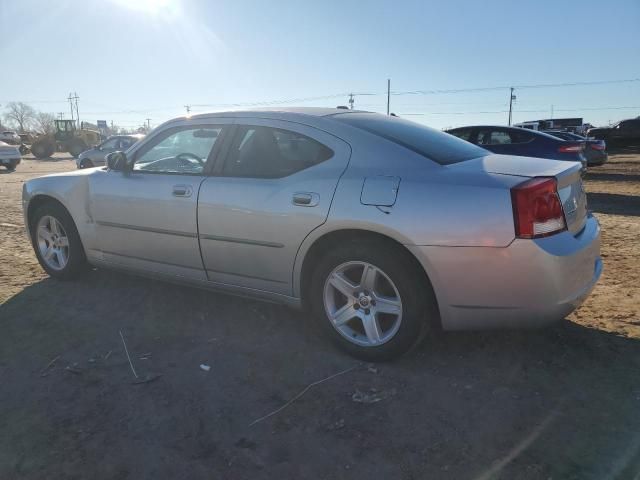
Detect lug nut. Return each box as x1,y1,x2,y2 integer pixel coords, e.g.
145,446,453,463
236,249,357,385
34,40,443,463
364,309,370,315
353,304,360,310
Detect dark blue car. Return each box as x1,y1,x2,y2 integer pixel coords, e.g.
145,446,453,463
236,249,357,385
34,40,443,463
445,125,586,168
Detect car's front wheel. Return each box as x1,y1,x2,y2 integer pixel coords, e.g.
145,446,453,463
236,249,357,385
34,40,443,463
310,240,437,361
30,202,88,279
78,159,94,169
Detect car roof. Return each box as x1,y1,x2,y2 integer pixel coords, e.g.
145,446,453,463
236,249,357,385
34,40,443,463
192,107,363,118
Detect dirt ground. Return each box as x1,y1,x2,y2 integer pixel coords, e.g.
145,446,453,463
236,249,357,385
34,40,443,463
1,151,639,480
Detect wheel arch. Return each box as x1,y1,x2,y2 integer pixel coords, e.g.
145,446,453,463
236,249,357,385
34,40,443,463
26,194,72,236
296,227,442,326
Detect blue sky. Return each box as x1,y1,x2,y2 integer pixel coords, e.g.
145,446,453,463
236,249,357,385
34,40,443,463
1,0,639,130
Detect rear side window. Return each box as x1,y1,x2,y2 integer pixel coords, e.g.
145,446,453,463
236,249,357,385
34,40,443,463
447,128,473,141
223,126,334,178
332,113,487,165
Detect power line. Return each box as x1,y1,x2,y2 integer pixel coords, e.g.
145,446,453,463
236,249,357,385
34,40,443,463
390,78,640,96
397,105,640,116
7,77,637,119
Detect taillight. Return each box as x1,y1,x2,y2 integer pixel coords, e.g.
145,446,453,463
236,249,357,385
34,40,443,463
558,143,584,153
511,177,566,239
590,143,605,151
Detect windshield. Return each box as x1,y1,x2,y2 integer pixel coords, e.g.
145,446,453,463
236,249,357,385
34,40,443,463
332,113,488,165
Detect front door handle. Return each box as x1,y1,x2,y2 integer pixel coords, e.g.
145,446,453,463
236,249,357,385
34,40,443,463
172,184,193,197
292,192,319,207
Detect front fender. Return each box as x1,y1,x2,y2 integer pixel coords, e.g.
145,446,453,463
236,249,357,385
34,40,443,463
22,172,94,243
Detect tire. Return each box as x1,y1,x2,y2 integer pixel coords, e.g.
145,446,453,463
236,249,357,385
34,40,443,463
31,140,55,159
68,140,87,158
79,159,94,169
30,202,88,280
6,160,17,171
309,239,437,361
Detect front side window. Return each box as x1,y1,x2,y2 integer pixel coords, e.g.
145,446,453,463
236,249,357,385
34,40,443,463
133,127,221,175
100,138,119,150
222,126,334,178
119,137,136,150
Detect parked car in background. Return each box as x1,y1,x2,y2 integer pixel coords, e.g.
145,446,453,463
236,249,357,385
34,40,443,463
446,125,587,169
543,130,607,166
23,108,601,360
587,118,640,147
0,131,21,145
0,141,21,171
76,134,144,169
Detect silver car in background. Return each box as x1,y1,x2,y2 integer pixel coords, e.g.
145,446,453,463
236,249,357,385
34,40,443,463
76,134,144,169
23,108,602,360
0,140,22,171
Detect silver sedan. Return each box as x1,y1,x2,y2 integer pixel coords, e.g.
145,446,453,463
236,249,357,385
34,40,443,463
23,108,602,360
76,134,144,169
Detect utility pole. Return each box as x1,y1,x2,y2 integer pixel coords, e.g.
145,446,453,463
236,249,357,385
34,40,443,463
507,87,516,126
386,79,391,115
57,112,64,120
68,92,80,128
550,104,554,119
74,92,80,128
348,93,354,110
145,118,152,130
68,93,75,124
184,105,191,114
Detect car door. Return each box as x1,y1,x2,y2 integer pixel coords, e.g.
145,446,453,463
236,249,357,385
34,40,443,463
197,119,351,295
89,122,230,280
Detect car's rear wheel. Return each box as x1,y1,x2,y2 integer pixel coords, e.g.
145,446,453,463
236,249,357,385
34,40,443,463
79,159,94,169
30,202,88,279
310,240,436,361
31,140,55,159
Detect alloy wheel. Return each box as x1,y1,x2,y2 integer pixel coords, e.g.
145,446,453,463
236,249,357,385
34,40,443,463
36,215,70,270
323,261,403,347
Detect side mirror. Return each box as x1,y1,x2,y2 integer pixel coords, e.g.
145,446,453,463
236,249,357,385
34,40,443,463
106,151,128,171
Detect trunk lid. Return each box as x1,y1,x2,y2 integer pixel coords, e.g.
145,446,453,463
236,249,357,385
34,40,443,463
452,154,588,235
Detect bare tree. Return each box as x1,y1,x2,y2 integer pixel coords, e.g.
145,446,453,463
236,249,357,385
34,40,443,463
34,112,56,135
4,102,36,133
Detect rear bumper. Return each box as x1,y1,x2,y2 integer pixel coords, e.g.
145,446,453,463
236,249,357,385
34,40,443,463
408,214,602,330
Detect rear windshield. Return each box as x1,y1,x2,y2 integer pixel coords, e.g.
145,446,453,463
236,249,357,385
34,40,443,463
332,113,487,165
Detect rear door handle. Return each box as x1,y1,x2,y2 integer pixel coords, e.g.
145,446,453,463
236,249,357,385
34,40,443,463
292,192,319,207
172,184,193,197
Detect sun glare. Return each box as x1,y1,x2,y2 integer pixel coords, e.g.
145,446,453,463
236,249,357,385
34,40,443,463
112,0,179,16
